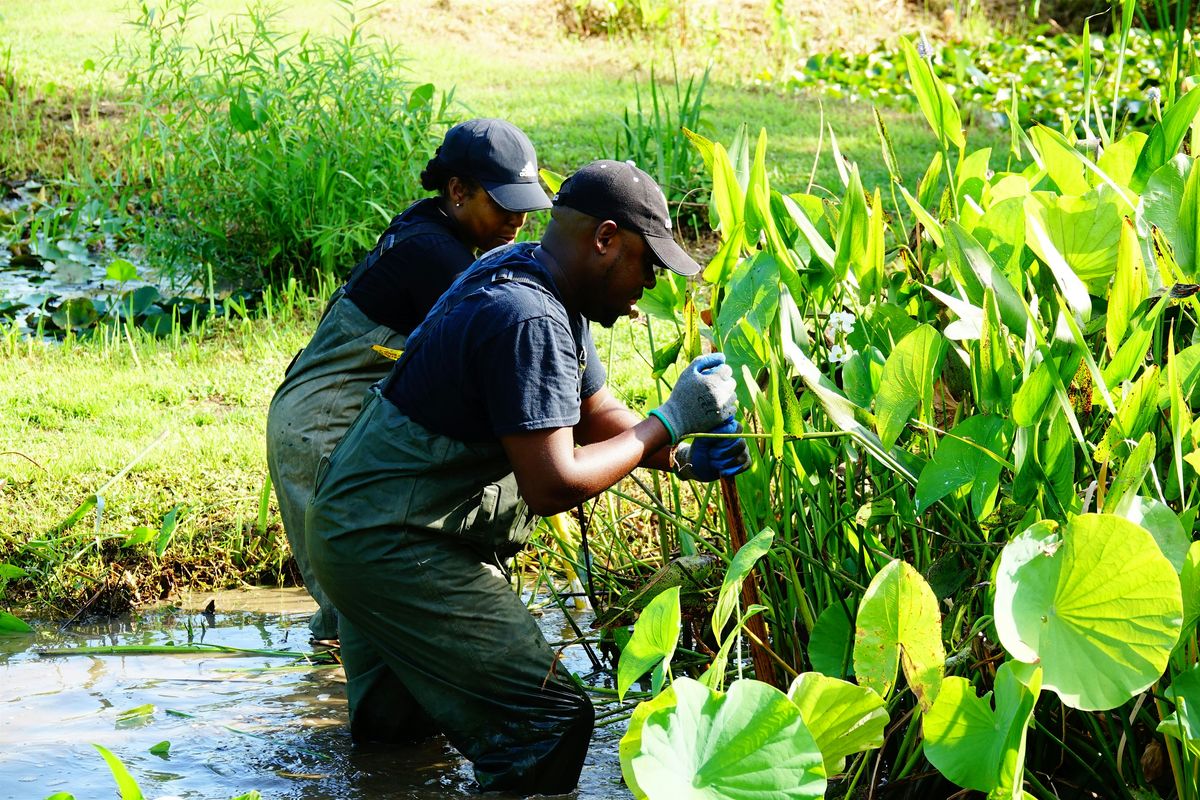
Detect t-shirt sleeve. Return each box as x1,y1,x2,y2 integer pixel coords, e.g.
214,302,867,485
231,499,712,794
580,323,606,400
477,315,586,436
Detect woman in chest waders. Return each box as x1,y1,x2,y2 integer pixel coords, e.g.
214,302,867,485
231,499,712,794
265,119,552,643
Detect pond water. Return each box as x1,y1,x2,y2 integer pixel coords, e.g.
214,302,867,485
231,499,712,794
0,588,631,800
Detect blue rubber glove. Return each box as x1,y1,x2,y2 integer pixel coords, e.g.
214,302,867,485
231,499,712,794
673,417,751,482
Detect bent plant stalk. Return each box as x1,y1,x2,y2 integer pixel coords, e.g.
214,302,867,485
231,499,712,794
718,475,777,687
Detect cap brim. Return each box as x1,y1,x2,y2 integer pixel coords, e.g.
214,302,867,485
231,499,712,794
483,180,552,213
644,233,701,277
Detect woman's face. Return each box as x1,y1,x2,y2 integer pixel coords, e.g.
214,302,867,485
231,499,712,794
449,179,527,251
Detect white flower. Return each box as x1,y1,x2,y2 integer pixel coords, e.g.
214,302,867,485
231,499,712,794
916,35,932,60
1146,86,1161,103
829,343,856,364
828,310,856,334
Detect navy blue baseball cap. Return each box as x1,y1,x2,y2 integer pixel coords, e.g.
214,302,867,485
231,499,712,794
435,119,551,213
553,160,701,276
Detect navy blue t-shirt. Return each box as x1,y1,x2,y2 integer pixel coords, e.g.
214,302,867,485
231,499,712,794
343,198,474,335
383,243,606,443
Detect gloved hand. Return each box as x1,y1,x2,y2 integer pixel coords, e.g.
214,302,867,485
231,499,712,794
673,417,751,481
649,353,738,444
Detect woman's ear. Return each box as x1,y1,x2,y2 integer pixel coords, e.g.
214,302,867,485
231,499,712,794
593,220,620,255
447,176,469,207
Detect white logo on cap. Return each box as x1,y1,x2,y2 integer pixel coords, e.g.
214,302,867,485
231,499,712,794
519,161,535,178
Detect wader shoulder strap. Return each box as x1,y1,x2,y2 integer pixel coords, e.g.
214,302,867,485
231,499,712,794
342,219,450,296
314,218,450,326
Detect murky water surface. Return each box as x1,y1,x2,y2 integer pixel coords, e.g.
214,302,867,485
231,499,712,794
0,588,629,800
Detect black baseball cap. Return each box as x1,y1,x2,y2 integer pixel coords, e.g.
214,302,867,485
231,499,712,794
436,119,551,213
552,159,701,276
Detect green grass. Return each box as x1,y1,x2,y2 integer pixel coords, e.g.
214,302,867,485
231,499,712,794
0,309,313,610
0,293,667,611
0,0,1004,193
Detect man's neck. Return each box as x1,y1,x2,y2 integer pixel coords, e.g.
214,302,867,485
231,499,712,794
533,244,579,315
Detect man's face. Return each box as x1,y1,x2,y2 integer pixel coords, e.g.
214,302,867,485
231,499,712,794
585,228,658,328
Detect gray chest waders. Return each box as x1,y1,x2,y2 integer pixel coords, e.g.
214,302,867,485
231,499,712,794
309,263,553,559
265,218,449,640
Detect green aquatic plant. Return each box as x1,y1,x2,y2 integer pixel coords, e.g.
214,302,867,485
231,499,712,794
617,35,1200,791
994,514,1183,711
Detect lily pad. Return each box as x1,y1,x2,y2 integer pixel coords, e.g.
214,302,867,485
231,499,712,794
50,297,99,330
994,514,1182,711
625,677,827,800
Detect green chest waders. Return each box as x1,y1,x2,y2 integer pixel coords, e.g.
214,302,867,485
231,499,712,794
305,261,594,794
265,220,447,641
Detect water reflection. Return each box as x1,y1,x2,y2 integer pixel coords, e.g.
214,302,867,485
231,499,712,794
0,588,628,800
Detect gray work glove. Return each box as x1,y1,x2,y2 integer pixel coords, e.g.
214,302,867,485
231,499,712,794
649,353,738,444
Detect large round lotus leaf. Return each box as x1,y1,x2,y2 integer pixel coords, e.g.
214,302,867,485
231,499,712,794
1118,495,1190,572
620,685,678,800
787,672,887,776
853,559,945,711
628,677,826,800
923,660,1042,794
994,514,1182,711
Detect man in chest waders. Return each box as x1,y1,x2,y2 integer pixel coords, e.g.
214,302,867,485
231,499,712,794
305,160,751,793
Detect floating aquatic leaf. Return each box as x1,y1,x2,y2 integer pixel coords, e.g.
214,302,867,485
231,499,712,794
994,514,1182,710
50,297,99,330
625,677,826,800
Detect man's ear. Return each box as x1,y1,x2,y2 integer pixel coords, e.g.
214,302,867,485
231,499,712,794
593,220,620,255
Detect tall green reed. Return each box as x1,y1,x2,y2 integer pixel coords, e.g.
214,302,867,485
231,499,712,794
104,0,452,287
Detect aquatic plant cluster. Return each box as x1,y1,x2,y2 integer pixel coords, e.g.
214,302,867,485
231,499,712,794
783,27,1198,136
611,34,1200,799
